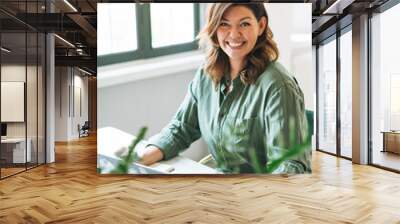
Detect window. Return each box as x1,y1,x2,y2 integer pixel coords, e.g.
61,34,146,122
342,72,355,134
390,74,400,130
98,3,137,56
371,2,400,171
317,27,353,159
98,3,200,66
150,4,195,48
0,1,46,179
317,36,337,155
339,28,352,158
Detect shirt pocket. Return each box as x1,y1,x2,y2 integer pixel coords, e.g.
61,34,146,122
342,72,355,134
235,116,259,135
224,116,262,153
221,116,267,171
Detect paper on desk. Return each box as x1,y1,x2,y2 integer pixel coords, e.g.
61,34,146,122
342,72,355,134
112,139,175,173
148,163,175,173
98,127,219,174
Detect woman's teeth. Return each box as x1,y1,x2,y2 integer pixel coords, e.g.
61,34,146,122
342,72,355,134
227,42,245,48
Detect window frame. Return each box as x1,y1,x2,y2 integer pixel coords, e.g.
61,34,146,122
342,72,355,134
315,24,352,161
98,3,201,66
368,0,400,173
316,33,338,157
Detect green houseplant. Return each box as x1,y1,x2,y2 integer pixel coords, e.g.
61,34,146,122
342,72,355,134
109,127,148,174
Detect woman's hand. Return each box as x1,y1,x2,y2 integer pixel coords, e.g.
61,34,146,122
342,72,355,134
139,145,164,165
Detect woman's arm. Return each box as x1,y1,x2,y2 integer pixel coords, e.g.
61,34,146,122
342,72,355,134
265,81,312,174
139,145,164,165
142,69,203,164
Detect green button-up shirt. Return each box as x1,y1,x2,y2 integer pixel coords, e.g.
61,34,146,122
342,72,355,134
148,62,311,174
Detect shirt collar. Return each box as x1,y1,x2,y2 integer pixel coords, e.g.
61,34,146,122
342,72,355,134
220,69,247,94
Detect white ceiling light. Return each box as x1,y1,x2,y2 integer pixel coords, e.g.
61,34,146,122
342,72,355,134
1,47,11,53
78,67,92,76
323,0,355,15
54,34,75,48
63,0,78,12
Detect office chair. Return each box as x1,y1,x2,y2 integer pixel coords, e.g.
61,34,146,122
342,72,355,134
79,121,90,138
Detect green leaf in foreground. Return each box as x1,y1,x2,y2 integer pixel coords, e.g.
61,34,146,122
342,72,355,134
264,134,311,173
110,127,148,174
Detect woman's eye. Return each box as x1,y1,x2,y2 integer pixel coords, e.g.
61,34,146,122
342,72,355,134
240,22,250,27
220,22,229,27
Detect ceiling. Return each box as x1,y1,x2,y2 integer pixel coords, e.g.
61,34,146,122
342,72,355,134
308,0,392,43
0,0,98,74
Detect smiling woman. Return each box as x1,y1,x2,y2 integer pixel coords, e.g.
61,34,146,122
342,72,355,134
138,3,312,174
198,3,278,85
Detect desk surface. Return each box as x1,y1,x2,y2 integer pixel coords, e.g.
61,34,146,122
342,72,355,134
381,131,400,134
97,127,219,174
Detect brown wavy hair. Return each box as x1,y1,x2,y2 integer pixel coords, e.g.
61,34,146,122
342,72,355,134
198,3,279,86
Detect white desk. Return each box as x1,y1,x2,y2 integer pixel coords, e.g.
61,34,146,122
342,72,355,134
1,138,31,163
98,127,219,174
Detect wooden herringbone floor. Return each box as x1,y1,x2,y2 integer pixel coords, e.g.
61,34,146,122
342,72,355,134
1,134,400,224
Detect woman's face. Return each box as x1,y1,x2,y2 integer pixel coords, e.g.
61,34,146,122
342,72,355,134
216,6,266,63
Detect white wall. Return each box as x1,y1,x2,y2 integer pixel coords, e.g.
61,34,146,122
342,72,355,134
55,67,89,141
55,67,68,141
267,3,314,110
98,69,209,161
